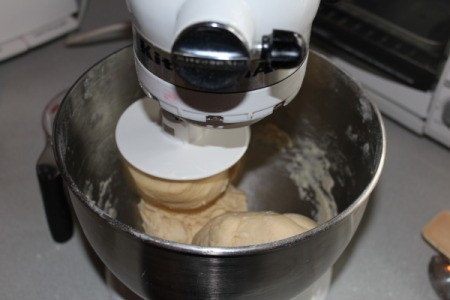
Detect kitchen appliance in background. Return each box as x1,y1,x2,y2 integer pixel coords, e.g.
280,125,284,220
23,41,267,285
0,0,81,62
311,0,450,147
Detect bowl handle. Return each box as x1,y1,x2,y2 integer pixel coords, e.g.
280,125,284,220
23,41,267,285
36,142,73,243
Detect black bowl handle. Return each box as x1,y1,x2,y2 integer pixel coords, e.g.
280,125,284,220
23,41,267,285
36,142,73,243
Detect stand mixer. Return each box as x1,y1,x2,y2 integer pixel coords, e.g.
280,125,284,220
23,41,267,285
116,0,320,181
41,0,386,298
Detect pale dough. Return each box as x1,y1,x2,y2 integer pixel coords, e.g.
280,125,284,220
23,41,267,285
138,185,248,244
127,163,231,210
192,211,317,247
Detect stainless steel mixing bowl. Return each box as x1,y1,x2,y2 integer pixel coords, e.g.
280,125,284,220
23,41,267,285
53,46,385,299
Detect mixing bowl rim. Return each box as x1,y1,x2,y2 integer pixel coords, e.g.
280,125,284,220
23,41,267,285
53,46,386,256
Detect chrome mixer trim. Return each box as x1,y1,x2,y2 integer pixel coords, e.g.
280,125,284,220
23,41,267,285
133,28,304,93
172,21,250,61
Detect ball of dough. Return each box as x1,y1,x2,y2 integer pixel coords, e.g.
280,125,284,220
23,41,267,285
138,185,248,244
127,164,230,210
192,211,317,247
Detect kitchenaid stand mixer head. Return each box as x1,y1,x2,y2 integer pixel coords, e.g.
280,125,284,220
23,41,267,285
116,0,321,180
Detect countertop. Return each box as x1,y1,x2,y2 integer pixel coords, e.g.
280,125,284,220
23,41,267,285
1,1,449,299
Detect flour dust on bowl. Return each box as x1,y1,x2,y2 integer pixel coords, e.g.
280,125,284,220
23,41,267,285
53,47,385,300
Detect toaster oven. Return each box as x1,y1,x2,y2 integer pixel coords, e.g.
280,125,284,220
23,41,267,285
312,0,450,147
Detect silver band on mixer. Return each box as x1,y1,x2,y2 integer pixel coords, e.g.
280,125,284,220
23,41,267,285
133,29,306,93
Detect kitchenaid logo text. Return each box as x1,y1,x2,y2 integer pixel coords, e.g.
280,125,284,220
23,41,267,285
138,38,174,71
137,35,276,78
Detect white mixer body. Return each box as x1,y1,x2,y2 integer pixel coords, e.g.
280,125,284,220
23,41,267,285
126,0,320,126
